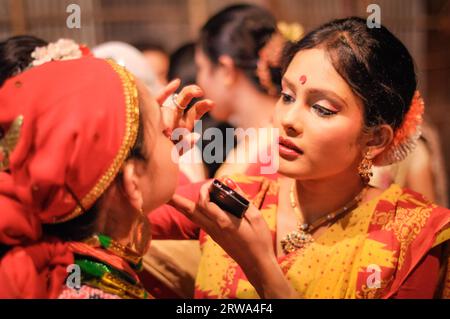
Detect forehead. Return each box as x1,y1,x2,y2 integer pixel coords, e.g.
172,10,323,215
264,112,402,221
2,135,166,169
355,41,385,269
284,48,362,107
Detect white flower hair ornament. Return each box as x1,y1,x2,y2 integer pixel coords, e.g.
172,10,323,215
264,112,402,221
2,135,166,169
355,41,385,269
29,39,91,68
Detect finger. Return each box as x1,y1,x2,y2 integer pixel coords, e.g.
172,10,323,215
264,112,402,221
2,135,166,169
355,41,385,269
168,194,214,228
156,79,180,105
168,194,196,217
173,85,204,119
177,85,203,106
215,176,248,200
199,180,214,206
184,99,215,129
214,176,259,222
198,181,240,225
242,204,263,226
161,105,176,135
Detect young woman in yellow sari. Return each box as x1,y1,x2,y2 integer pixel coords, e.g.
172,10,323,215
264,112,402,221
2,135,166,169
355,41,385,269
150,17,450,298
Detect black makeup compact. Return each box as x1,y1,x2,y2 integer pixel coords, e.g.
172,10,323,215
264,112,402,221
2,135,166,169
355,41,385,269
209,179,249,218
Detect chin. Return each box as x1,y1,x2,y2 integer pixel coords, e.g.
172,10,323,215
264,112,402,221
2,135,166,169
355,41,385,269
277,159,309,179
145,179,178,212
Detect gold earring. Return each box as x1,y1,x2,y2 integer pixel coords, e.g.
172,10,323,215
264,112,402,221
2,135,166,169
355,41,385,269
358,151,373,185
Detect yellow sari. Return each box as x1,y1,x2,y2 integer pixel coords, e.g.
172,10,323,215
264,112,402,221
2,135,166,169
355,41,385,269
194,176,450,298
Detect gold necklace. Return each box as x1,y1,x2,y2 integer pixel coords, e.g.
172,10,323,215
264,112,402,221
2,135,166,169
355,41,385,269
281,183,367,254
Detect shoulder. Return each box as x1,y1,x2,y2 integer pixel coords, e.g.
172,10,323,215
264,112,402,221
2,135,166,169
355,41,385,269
397,186,448,216
378,184,446,213
369,184,449,242
375,185,450,247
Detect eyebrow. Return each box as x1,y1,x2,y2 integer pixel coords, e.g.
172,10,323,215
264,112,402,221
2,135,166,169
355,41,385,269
281,77,296,93
281,77,348,108
307,88,347,108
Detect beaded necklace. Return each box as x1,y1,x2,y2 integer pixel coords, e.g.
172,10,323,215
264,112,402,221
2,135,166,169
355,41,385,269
281,184,367,254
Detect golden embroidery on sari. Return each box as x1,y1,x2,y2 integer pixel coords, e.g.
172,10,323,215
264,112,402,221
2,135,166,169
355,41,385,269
402,192,433,208
381,205,431,269
371,209,395,227
368,189,433,270
356,278,392,299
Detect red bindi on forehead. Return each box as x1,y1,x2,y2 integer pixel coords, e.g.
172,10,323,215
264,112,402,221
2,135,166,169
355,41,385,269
299,75,307,85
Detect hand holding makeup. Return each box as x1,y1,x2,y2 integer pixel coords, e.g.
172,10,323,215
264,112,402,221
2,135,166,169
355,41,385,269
168,177,289,296
209,178,249,218
168,177,298,298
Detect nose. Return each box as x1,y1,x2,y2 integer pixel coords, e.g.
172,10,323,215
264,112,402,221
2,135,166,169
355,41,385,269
281,105,303,137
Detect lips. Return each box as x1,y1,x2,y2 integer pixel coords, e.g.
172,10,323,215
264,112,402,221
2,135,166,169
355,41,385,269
278,136,303,158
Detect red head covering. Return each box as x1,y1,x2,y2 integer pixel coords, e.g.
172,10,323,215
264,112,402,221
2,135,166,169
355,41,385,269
0,56,139,297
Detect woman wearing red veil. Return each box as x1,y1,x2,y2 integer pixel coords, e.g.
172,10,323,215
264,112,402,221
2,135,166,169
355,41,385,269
0,39,211,298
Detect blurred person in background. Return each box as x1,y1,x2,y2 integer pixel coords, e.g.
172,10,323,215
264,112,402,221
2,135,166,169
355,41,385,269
195,4,303,178
93,41,164,94
135,42,169,86
169,42,236,181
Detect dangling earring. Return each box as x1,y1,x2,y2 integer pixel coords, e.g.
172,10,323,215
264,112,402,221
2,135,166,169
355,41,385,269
358,150,373,185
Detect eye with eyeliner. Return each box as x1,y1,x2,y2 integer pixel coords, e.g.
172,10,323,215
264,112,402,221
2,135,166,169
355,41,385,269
281,91,338,118
311,104,337,117
281,92,295,104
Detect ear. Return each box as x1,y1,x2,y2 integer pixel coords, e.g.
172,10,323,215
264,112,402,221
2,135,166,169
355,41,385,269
121,160,144,211
365,124,394,159
218,55,238,87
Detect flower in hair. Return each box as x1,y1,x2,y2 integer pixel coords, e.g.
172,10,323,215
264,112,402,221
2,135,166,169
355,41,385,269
277,22,304,43
376,90,425,166
256,22,304,96
30,39,88,67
